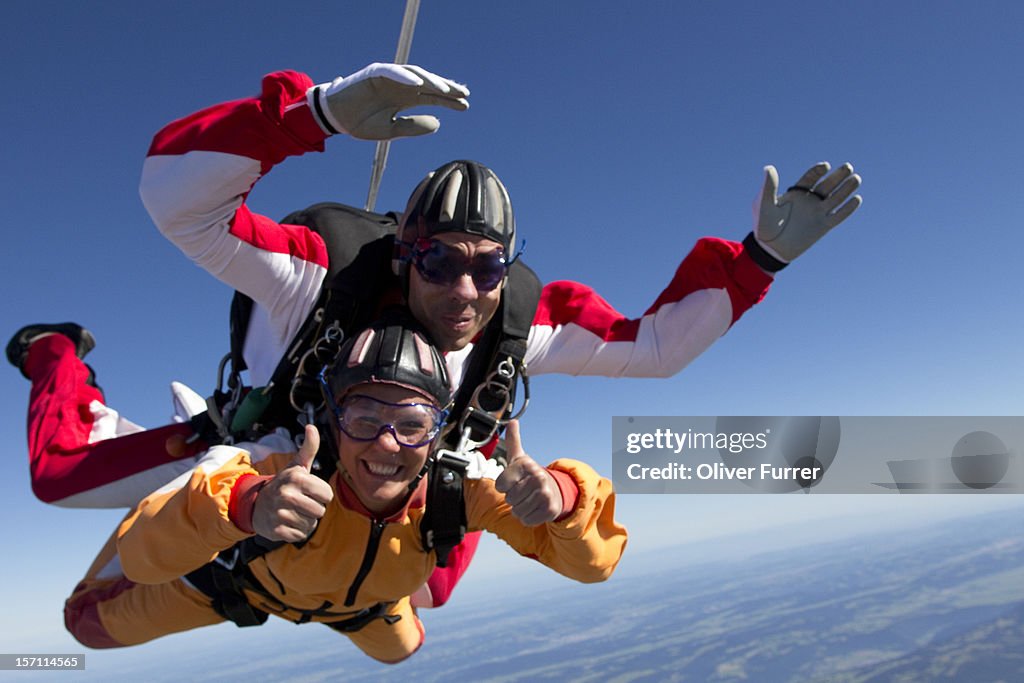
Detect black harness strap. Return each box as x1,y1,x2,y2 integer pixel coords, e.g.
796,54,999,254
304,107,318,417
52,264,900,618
185,535,398,630
185,551,269,628
456,338,529,462
420,451,469,568
324,603,401,633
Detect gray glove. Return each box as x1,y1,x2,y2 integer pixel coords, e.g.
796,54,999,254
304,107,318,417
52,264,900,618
308,63,469,140
748,162,862,270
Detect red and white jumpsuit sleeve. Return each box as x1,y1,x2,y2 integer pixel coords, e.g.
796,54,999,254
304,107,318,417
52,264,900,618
139,70,332,384
526,239,773,377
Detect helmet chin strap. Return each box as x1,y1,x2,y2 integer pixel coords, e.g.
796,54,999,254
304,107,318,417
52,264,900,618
407,436,443,492
334,457,352,486
407,460,431,492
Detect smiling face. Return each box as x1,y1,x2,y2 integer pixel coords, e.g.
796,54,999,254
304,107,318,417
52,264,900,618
334,382,438,517
406,232,504,352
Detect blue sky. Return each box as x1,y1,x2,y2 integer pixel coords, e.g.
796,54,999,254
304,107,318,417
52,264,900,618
2,0,1022,672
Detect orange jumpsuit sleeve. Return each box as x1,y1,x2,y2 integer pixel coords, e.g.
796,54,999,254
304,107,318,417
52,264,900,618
465,458,628,583
116,449,265,584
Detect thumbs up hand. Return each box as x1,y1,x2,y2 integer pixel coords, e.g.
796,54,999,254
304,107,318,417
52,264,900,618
494,421,563,527
252,425,334,542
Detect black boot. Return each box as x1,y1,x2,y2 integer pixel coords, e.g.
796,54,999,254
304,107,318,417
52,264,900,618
6,322,96,380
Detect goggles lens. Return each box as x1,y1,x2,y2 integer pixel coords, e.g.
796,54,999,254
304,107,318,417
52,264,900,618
335,394,446,447
411,239,508,292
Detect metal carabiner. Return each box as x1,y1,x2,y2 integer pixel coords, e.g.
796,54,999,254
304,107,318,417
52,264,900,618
289,346,322,413
294,402,317,449
506,364,531,422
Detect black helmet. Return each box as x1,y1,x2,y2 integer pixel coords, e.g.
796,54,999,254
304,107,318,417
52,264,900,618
322,315,452,409
393,160,515,282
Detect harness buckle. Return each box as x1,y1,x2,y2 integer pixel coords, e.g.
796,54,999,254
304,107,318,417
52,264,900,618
213,545,240,571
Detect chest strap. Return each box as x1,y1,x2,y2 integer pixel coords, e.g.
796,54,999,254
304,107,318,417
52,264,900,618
184,536,397,631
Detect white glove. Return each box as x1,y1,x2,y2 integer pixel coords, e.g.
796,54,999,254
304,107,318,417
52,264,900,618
308,63,469,140
749,162,862,269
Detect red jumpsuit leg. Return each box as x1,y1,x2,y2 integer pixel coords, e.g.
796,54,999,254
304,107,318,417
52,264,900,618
23,334,206,507
418,531,482,608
